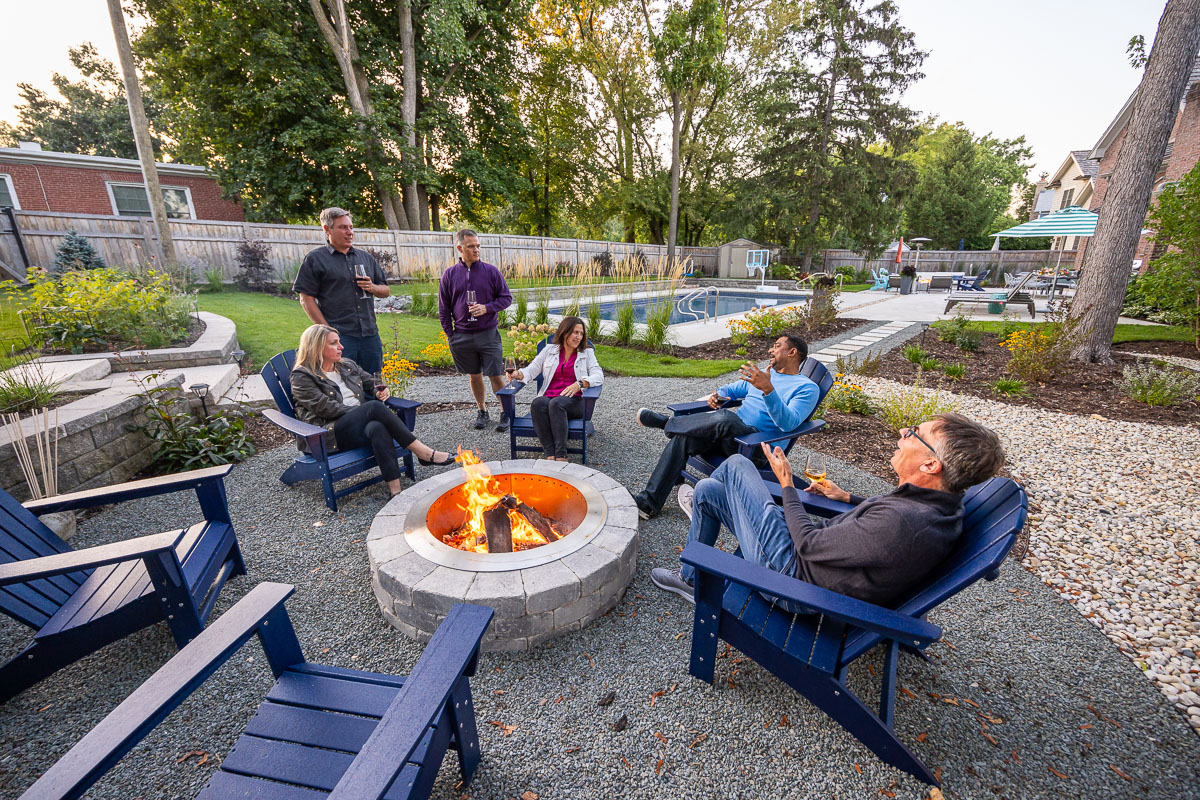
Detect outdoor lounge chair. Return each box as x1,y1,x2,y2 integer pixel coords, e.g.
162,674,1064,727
667,357,833,489
17,583,494,800
681,476,1028,786
261,350,422,511
927,274,954,292
868,267,889,291
952,270,990,291
497,336,602,464
0,465,245,703
945,271,1036,319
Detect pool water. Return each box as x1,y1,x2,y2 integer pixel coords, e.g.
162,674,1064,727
568,291,809,325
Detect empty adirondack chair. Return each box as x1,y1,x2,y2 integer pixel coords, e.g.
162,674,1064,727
0,465,245,703
868,267,889,291
261,349,422,511
951,269,990,291
496,337,602,463
18,583,494,800
667,357,833,489
681,476,1027,785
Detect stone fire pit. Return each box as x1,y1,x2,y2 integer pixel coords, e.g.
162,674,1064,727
367,460,639,652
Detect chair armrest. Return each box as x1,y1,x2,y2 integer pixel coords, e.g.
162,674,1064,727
496,380,526,418
384,397,420,430
733,419,826,454
581,385,601,419
19,583,298,800
329,603,494,799
23,464,234,516
669,397,740,416
681,542,940,646
261,407,326,439
0,530,184,587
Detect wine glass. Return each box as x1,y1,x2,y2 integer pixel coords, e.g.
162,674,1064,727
804,453,826,486
372,372,384,397
505,356,517,380
465,289,477,322
354,264,369,299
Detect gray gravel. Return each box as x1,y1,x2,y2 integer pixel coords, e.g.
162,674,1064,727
2,374,1199,799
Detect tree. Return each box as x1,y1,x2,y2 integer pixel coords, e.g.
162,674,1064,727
903,122,1032,249
752,0,925,270
1067,0,1200,363
1134,162,1200,347
0,43,166,159
52,230,107,274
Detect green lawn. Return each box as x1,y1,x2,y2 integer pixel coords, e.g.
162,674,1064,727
198,291,742,377
936,318,1194,344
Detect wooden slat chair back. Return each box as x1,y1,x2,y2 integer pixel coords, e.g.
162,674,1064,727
0,466,245,703
260,349,421,511
20,583,494,800
497,336,602,463
681,476,1027,786
945,271,1037,319
670,357,833,488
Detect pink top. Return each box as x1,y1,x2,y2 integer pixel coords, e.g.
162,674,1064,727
543,351,579,398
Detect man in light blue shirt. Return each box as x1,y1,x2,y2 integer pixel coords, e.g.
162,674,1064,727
633,334,820,518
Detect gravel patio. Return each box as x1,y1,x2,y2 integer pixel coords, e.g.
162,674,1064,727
2,370,1199,799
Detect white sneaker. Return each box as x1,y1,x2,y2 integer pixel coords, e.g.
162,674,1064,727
677,484,694,521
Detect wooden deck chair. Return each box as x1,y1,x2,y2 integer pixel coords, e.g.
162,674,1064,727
681,476,1027,785
945,271,1036,319
261,350,422,511
18,583,494,800
0,465,245,703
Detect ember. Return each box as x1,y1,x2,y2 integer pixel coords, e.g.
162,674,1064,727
441,449,570,553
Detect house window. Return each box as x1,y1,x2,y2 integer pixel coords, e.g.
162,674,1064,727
0,174,19,209
106,182,194,219
1059,188,1074,209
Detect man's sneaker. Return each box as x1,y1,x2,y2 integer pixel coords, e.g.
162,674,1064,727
634,493,656,520
677,484,694,522
636,408,668,429
651,568,695,604
472,409,490,430
495,411,511,432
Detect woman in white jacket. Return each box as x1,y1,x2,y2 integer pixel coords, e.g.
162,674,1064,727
505,316,604,461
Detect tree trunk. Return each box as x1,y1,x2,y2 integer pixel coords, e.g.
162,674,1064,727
1068,0,1200,363
666,90,682,266
399,0,419,230
803,20,842,274
309,0,404,230
430,194,441,232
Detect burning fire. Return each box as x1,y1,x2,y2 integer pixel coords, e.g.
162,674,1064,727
445,448,558,553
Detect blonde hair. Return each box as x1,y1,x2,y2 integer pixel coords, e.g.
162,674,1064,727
297,324,339,373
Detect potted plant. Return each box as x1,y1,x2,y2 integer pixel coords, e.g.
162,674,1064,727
899,265,917,295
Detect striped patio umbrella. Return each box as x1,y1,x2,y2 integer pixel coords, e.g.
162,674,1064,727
991,205,1098,295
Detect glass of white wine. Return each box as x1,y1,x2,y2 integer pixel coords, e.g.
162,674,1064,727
804,453,826,486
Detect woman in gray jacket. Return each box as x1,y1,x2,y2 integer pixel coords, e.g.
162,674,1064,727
291,325,455,497
505,316,603,461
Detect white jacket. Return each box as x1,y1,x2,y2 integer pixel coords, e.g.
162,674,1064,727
518,343,604,397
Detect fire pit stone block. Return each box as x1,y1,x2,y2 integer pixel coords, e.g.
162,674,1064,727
522,561,582,614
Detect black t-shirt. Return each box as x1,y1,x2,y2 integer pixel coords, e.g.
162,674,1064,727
293,245,386,337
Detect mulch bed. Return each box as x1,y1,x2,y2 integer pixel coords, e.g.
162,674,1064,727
806,410,899,482
1113,338,1200,360
873,331,1200,426
649,316,873,361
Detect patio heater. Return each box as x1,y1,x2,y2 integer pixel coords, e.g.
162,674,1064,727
909,237,931,273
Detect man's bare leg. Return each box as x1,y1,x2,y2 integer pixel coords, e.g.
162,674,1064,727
469,373,487,410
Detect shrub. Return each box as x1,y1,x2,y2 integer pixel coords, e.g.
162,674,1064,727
833,350,882,377
991,377,1029,397
275,262,300,294
900,265,917,278
902,344,927,364
52,230,106,274
203,266,225,292
496,308,510,328
854,266,871,284
834,265,856,280
420,334,454,368
919,357,943,372
364,247,396,277
514,291,529,324
935,313,982,353
381,352,417,397
614,299,636,345
1116,362,1200,405
822,375,872,415
734,346,748,357
131,376,255,472
1131,160,1200,346
999,329,1051,382
409,291,436,317
727,319,751,347
506,323,552,364
944,363,967,381
235,238,273,290
875,375,958,432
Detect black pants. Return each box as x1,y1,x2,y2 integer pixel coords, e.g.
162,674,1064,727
333,401,416,481
640,409,758,513
529,394,583,458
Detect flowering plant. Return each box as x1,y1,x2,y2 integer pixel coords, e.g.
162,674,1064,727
381,352,417,397
420,334,454,368
506,322,552,364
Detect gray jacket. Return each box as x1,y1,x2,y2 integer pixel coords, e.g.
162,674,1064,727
290,359,372,450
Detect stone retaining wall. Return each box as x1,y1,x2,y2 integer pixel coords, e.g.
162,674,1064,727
38,312,238,372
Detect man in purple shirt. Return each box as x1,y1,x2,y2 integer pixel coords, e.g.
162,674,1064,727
439,229,514,430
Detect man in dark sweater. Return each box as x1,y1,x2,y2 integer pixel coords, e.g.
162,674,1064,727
651,413,1006,610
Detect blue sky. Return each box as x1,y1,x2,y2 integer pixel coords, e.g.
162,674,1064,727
1,1,1167,178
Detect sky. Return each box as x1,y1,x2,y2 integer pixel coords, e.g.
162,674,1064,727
0,0,1169,179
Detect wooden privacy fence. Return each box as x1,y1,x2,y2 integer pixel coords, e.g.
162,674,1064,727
0,209,719,282
822,248,1076,284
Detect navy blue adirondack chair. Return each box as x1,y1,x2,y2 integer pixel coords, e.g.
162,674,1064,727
261,350,422,511
496,337,602,463
667,357,833,488
681,476,1027,785
0,465,245,703
952,269,991,291
18,582,494,800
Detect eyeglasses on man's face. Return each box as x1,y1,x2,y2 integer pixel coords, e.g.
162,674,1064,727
902,425,938,457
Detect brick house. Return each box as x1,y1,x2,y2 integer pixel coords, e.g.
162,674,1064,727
1079,56,1200,270
1041,150,1099,250
0,142,243,221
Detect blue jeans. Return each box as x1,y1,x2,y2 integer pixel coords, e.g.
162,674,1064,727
337,333,384,374
682,455,805,613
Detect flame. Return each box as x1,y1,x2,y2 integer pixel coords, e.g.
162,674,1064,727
447,447,553,553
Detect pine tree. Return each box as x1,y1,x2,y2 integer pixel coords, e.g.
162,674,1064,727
52,229,107,274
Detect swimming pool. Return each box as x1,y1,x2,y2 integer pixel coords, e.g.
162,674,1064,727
565,290,810,325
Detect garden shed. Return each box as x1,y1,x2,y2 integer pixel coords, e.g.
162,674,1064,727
715,238,776,278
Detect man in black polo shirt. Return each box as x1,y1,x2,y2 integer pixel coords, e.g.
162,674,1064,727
293,207,391,374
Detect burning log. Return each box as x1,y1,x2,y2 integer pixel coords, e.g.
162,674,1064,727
499,494,560,542
482,505,513,553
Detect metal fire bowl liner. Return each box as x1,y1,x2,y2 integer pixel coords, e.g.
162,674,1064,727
403,460,608,572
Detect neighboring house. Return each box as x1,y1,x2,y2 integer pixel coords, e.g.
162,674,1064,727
1043,149,1099,250
1079,56,1200,270
0,142,243,221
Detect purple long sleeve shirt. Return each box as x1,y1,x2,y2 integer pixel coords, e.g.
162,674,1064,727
438,259,513,336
